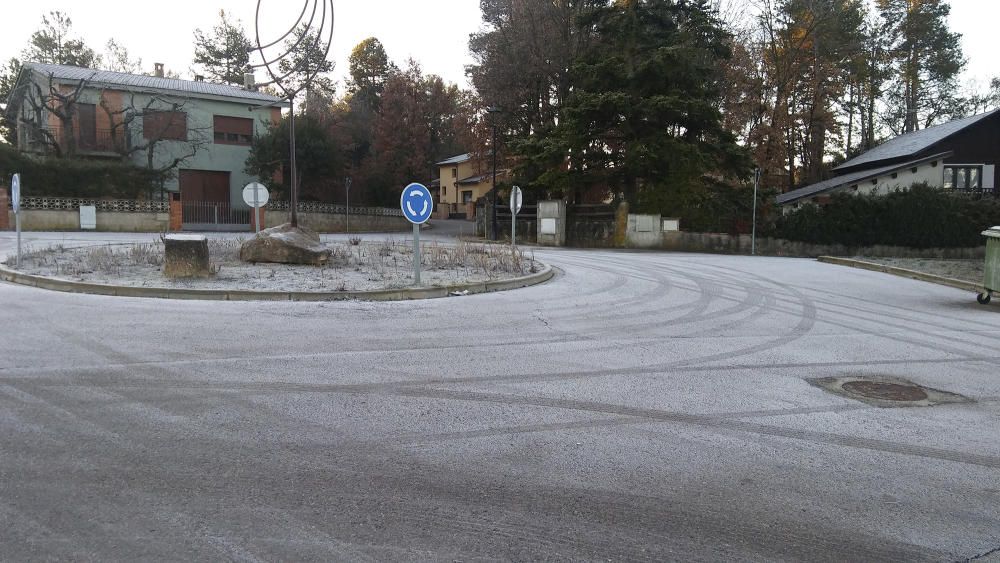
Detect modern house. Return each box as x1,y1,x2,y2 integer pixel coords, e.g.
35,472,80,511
4,62,287,229
435,152,499,218
777,110,1000,208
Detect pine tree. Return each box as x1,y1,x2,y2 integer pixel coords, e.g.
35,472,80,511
877,0,965,133
347,38,394,112
192,11,251,86
23,11,99,67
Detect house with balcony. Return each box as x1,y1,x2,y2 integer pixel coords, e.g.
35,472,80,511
4,62,287,229
435,152,502,219
777,109,1000,208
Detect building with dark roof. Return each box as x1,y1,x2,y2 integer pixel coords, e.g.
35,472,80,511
778,110,1000,207
4,62,289,230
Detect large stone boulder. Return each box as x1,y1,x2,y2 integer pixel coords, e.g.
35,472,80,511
239,223,331,266
164,234,212,278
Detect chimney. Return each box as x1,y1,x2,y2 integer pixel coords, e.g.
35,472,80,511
244,72,256,91
153,63,164,78
194,75,205,82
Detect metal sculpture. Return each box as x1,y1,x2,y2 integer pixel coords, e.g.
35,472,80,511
249,0,335,227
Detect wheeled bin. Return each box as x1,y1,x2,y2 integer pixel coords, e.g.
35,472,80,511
978,226,1000,305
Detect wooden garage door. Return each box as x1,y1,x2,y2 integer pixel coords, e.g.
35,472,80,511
179,170,230,203
179,170,249,231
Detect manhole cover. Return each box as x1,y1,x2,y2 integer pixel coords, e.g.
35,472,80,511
810,376,972,408
841,381,928,402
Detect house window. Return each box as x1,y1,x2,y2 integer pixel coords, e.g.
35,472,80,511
451,167,457,178
143,111,187,141
943,165,983,191
213,116,254,146
442,186,446,197
462,190,473,203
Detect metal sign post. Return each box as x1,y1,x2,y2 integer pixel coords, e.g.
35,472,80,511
12,173,21,268
242,182,270,234
510,185,522,248
751,168,760,256
345,176,352,234
400,183,434,286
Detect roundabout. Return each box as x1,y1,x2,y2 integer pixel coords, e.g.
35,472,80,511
0,234,551,301
0,228,999,561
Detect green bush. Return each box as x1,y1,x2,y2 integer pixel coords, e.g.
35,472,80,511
770,184,1000,248
0,143,166,199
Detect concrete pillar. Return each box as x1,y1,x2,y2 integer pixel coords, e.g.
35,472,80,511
537,200,567,247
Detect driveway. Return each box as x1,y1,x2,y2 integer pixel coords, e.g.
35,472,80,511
0,231,998,561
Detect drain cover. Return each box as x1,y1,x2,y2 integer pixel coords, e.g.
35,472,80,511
810,376,971,408
841,381,929,402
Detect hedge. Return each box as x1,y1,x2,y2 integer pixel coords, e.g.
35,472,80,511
0,143,166,199
769,184,1000,248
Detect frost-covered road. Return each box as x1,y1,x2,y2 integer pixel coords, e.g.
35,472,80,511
1,228,999,561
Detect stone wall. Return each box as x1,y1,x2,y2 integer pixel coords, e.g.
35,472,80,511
660,231,986,259
7,208,170,232
264,210,410,233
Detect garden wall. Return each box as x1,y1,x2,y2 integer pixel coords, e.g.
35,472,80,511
659,231,986,259
6,197,170,232
263,201,409,233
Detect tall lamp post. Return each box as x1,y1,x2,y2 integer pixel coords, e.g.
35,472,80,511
487,106,502,241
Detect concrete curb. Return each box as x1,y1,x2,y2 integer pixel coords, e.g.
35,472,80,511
817,256,982,293
0,263,554,302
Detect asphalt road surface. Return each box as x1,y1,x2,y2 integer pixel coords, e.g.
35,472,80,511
1,230,999,562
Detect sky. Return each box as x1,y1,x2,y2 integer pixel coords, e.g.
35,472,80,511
0,1,998,92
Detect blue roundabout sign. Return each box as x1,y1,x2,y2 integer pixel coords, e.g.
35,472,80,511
400,183,434,225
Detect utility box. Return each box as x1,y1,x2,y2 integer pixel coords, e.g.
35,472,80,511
979,226,1000,304
537,200,566,246
626,213,662,248
79,205,97,230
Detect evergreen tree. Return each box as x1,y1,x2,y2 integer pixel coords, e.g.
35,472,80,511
540,0,749,208
0,58,23,144
877,0,965,133
276,24,336,108
347,38,394,111
192,11,251,85
23,11,100,68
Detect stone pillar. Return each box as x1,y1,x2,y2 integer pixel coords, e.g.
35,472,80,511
0,188,9,231
163,234,211,278
537,200,567,247
613,201,629,248
168,192,182,232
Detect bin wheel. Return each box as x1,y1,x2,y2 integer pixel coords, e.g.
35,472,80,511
978,293,992,305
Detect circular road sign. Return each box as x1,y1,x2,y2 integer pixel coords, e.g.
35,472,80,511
242,182,270,208
400,182,434,224
510,185,523,215
11,173,21,212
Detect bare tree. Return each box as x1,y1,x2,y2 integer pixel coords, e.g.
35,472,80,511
17,71,94,157
98,92,212,198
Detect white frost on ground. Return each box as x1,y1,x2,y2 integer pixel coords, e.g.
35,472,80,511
9,238,538,292
856,257,984,284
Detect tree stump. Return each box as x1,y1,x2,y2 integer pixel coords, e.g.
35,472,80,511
163,234,211,278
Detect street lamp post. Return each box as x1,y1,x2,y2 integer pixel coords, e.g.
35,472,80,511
487,106,502,241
